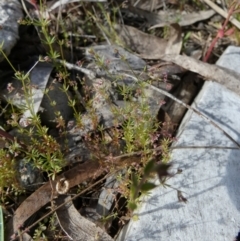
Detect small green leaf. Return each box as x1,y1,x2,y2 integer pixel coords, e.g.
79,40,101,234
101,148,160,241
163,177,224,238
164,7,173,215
130,173,139,199
128,201,137,211
140,182,157,192
143,160,155,175
131,173,138,187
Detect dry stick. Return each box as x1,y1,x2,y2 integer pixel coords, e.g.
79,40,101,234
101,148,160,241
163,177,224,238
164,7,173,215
21,0,36,19
92,6,111,45
48,0,107,12
171,145,239,150
54,59,96,79
103,145,240,162
203,0,240,30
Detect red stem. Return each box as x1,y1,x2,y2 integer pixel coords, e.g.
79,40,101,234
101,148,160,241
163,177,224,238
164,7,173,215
203,3,237,62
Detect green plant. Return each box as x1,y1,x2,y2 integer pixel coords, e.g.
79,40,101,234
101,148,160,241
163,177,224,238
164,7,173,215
0,150,20,194
0,1,176,239
32,222,47,240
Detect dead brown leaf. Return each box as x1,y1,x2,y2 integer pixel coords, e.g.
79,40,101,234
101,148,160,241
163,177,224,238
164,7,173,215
126,5,215,27
149,10,215,28
161,54,240,96
55,196,113,241
11,161,100,233
133,0,165,11
114,23,182,59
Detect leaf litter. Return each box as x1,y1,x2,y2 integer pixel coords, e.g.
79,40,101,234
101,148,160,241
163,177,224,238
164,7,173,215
2,0,240,240
114,23,182,59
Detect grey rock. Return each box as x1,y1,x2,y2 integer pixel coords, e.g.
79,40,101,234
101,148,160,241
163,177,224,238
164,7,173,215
67,112,102,142
97,174,121,217
0,63,73,128
0,0,23,62
85,45,147,75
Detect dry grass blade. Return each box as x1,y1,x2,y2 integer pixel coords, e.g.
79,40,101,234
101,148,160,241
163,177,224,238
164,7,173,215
203,0,240,30
55,59,96,79
48,0,107,12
